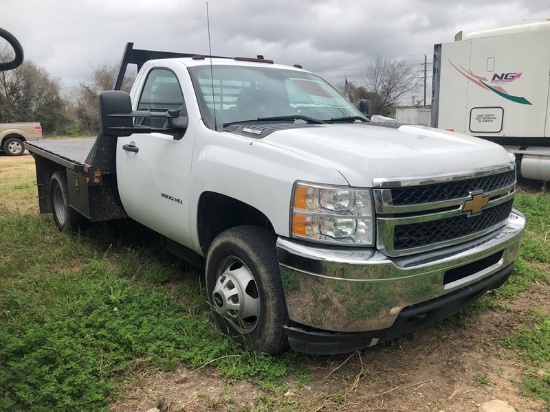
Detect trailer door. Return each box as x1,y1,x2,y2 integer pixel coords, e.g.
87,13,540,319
436,40,472,133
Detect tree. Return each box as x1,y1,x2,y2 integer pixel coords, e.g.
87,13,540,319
362,57,420,115
69,64,135,134
339,79,367,103
0,48,68,134
337,79,384,117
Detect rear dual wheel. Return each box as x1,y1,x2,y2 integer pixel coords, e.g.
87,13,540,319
50,171,86,232
206,226,289,354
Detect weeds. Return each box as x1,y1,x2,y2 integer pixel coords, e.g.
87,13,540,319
473,374,491,387
504,311,550,409
0,211,303,410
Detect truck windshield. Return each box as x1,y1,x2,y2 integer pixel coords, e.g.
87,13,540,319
188,65,367,130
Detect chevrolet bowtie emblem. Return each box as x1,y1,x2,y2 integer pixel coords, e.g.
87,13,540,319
463,193,490,216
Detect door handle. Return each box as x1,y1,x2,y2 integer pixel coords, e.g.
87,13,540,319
123,144,139,153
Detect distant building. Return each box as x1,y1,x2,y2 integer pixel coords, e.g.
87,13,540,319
395,107,431,126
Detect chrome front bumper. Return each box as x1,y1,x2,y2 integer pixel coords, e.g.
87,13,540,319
277,210,525,334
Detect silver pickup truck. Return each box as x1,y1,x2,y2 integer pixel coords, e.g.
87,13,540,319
0,122,42,156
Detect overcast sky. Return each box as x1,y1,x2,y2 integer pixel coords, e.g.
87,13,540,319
1,0,550,104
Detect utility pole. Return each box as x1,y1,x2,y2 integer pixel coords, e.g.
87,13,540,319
424,54,427,107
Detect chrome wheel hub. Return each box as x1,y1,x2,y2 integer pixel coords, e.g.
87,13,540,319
7,141,22,154
212,257,260,334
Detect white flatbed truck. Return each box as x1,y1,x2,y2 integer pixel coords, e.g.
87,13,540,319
25,43,525,355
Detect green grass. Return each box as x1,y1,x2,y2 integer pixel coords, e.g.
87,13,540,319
1,172,549,410
498,190,550,294
492,190,550,409
505,311,550,410
0,214,304,411
473,373,491,387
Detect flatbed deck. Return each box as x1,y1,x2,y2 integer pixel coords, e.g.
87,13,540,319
25,136,126,222
25,139,96,170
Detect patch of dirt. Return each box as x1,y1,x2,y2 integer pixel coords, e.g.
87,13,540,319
112,367,259,412
111,284,549,412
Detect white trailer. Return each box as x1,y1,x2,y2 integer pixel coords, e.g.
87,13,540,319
431,21,550,181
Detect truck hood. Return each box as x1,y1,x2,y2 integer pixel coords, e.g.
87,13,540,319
261,123,512,187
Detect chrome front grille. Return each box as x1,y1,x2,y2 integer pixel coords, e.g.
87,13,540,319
393,200,514,250
390,169,516,206
373,164,517,257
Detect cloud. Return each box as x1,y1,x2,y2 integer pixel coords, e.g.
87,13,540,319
1,0,549,95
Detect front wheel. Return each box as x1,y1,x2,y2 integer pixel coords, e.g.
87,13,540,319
3,137,25,156
206,226,288,354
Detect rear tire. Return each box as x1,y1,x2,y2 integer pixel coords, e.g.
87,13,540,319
206,225,289,354
3,137,25,156
50,171,86,232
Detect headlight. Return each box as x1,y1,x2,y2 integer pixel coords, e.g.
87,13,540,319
291,182,374,246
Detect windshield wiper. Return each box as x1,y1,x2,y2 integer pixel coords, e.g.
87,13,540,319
328,116,369,123
257,115,325,124
223,115,325,128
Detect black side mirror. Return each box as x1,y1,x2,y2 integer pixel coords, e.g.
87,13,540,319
359,99,373,118
100,91,134,136
99,91,188,139
0,28,24,72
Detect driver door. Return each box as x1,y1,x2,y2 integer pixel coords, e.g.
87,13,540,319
116,67,195,247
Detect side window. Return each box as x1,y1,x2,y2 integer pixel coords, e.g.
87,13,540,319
136,68,186,128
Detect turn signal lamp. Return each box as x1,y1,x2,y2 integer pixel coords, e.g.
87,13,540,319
291,182,374,246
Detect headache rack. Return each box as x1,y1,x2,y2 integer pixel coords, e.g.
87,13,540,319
113,42,272,90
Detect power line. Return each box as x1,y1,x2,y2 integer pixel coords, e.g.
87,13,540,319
300,53,431,65
312,61,433,75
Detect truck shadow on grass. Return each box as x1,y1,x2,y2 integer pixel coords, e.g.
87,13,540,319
77,217,207,292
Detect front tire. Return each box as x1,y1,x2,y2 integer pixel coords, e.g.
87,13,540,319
3,137,25,156
50,171,85,232
206,226,289,354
